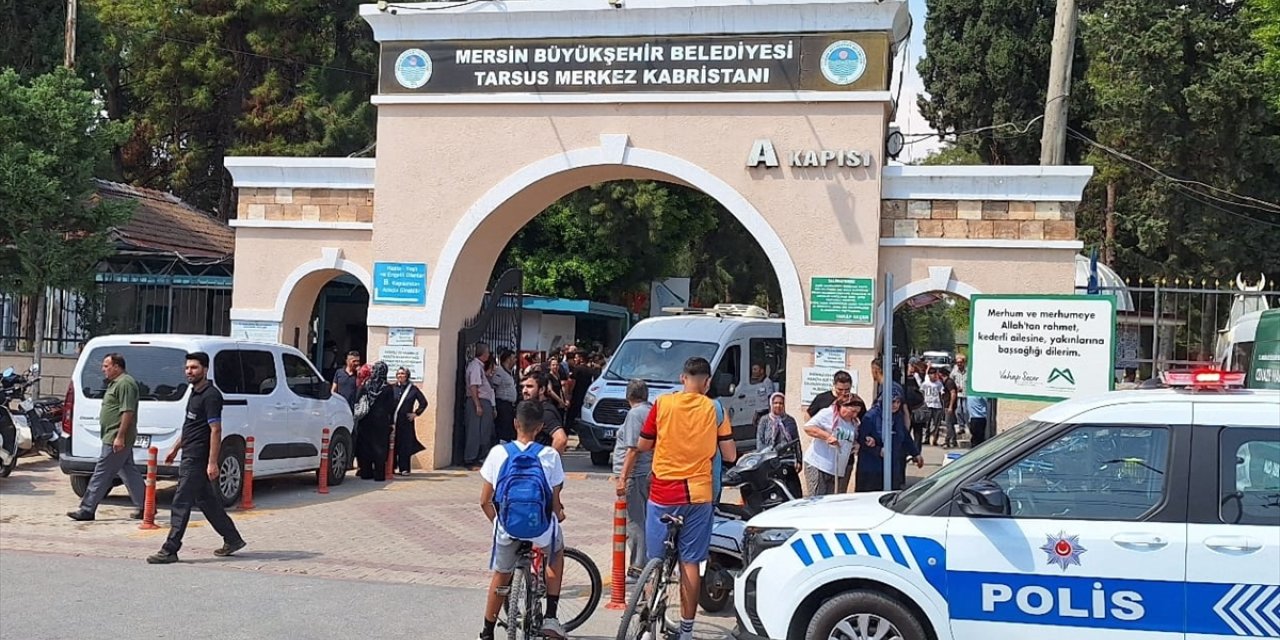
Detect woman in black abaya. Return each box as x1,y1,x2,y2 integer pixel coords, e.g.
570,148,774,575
355,361,396,481
391,367,428,475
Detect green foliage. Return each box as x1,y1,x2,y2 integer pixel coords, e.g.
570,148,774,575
918,145,983,166
1080,0,1280,280
0,68,134,297
1253,0,1280,112
496,181,781,313
917,0,1089,164
897,297,970,355
90,0,378,218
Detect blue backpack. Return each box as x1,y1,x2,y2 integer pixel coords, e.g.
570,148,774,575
494,442,554,540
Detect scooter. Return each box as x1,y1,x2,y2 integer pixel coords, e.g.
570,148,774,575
700,439,801,612
0,365,63,474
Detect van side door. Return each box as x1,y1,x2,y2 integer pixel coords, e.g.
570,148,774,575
212,348,290,475
712,342,753,444
281,352,330,472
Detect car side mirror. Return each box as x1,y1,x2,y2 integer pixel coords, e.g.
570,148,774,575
712,374,734,398
956,479,1011,518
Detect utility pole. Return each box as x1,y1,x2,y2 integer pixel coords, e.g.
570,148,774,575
64,0,77,68
1039,0,1077,165
1104,181,1116,264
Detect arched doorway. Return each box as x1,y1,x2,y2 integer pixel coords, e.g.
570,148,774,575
429,151,797,467
276,258,372,373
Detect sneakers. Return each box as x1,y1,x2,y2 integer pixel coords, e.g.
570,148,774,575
146,550,179,564
214,540,247,557
66,510,94,521
540,617,566,639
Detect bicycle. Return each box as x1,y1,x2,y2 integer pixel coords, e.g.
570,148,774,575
501,543,603,639
616,514,686,640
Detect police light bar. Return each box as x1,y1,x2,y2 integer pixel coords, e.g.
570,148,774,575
1160,369,1247,389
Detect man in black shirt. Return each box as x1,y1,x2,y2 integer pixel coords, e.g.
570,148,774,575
805,370,853,418
147,352,246,564
520,371,567,454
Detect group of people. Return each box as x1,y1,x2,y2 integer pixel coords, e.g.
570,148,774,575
461,342,608,470
330,351,428,479
901,355,990,449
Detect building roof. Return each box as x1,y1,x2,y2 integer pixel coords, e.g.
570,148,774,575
94,180,234,261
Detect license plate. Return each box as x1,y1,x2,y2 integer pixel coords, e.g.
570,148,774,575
134,435,151,448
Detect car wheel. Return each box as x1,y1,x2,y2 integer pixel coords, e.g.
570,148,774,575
69,474,91,496
698,556,733,613
806,589,928,640
217,441,245,508
321,430,351,487
590,450,611,467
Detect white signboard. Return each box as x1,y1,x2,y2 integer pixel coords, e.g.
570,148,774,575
229,320,280,344
814,346,847,368
969,295,1116,401
387,327,416,346
801,367,858,406
379,346,425,382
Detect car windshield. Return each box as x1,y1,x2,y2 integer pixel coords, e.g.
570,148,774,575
80,346,190,402
602,339,718,383
888,419,1050,512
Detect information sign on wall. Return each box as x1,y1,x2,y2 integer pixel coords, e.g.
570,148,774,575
379,346,425,382
373,262,427,306
229,320,280,344
968,295,1116,402
809,277,874,325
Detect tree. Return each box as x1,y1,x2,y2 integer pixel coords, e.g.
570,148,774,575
495,181,781,313
91,0,377,219
0,68,133,366
917,0,1090,164
1253,0,1280,112
1080,0,1280,280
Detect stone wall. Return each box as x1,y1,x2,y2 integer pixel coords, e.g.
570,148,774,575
235,188,375,223
880,199,1077,241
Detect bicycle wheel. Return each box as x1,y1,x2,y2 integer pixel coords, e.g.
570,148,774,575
559,546,603,632
616,557,667,640
506,566,530,640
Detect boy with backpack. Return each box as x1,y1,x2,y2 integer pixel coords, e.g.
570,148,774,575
478,400,567,640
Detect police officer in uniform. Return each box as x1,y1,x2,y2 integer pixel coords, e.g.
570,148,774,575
147,352,246,564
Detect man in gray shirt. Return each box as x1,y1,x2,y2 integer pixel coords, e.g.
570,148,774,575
612,379,652,579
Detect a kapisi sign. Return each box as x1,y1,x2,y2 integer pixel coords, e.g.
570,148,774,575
746,138,874,169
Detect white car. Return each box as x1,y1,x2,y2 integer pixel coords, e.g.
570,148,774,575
734,370,1280,640
60,335,355,506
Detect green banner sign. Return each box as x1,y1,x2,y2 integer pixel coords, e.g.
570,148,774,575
1247,309,1280,390
809,277,874,324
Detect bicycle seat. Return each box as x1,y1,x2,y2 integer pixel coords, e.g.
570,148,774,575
659,514,685,526
516,540,534,554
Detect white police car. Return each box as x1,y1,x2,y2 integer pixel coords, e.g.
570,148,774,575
734,370,1280,640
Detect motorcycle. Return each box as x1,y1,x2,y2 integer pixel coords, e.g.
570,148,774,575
0,364,64,477
700,439,801,612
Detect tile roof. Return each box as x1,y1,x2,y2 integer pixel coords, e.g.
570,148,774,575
94,180,234,261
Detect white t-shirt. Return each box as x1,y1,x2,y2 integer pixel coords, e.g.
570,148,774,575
922,379,943,409
753,378,778,413
803,406,855,476
480,441,565,547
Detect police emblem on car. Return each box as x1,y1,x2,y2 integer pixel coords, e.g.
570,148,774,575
1041,531,1087,571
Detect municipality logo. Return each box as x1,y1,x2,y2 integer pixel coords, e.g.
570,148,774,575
820,40,867,86
394,48,433,89
1048,368,1076,386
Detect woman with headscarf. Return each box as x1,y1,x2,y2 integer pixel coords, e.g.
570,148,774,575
756,392,802,498
391,367,428,476
355,361,395,481
854,388,923,492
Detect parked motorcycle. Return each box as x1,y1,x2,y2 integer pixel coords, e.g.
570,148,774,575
0,364,64,476
700,439,801,612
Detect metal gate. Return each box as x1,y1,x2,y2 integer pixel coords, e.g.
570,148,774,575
454,268,523,465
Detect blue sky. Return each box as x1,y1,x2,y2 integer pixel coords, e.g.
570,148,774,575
889,0,945,163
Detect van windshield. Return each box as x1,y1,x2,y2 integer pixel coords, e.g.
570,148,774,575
603,339,718,383
81,346,189,402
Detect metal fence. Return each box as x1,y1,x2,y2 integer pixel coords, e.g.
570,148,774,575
0,281,233,355
1078,279,1278,376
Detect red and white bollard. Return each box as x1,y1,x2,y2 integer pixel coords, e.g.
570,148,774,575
318,427,330,495
241,436,256,510
606,498,628,609
139,447,159,530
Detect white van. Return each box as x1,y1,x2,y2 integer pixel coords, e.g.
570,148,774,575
1220,309,1266,372
576,305,785,466
60,335,355,506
